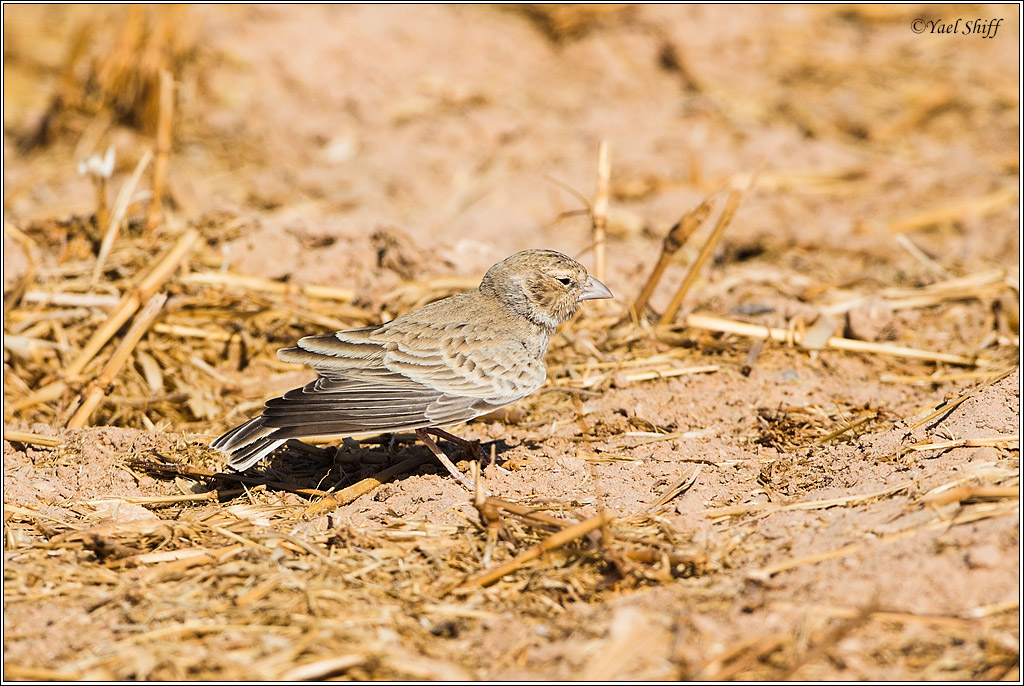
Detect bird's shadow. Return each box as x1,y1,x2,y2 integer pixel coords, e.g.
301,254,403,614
242,435,516,497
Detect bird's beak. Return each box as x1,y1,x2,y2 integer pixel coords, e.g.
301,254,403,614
579,275,613,301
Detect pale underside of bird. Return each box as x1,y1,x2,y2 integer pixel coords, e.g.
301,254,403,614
211,249,612,481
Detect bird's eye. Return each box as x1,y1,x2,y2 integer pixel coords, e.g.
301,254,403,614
555,276,573,286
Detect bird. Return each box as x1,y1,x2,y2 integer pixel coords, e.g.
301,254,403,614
211,249,612,485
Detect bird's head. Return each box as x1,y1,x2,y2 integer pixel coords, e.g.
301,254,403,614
480,249,612,331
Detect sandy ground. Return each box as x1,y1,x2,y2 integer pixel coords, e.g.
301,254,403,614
3,5,1020,680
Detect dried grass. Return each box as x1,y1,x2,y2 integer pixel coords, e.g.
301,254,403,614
19,5,199,149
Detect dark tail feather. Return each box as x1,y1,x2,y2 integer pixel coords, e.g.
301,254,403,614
211,416,286,471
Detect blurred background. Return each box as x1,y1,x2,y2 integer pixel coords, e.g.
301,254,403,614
5,4,1017,276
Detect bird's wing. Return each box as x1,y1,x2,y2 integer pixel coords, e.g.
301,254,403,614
261,322,544,439
376,318,547,402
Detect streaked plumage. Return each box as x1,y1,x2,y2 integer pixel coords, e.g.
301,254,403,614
213,249,612,472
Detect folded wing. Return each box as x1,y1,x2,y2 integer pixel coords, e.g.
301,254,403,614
262,320,545,439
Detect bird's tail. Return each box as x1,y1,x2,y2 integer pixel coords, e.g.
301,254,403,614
211,416,286,472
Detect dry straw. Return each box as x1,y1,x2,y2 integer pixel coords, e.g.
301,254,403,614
10,229,198,414
146,68,174,231
592,140,611,283
66,292,169,428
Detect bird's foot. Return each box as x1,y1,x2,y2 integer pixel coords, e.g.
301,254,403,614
415,428,476,491
420,427,493,465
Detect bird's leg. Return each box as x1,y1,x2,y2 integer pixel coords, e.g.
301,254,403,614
422,427,512,475
421,427,490,463
415,429,474,491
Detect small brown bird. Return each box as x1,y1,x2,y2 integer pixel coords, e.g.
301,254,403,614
212,249,612,482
